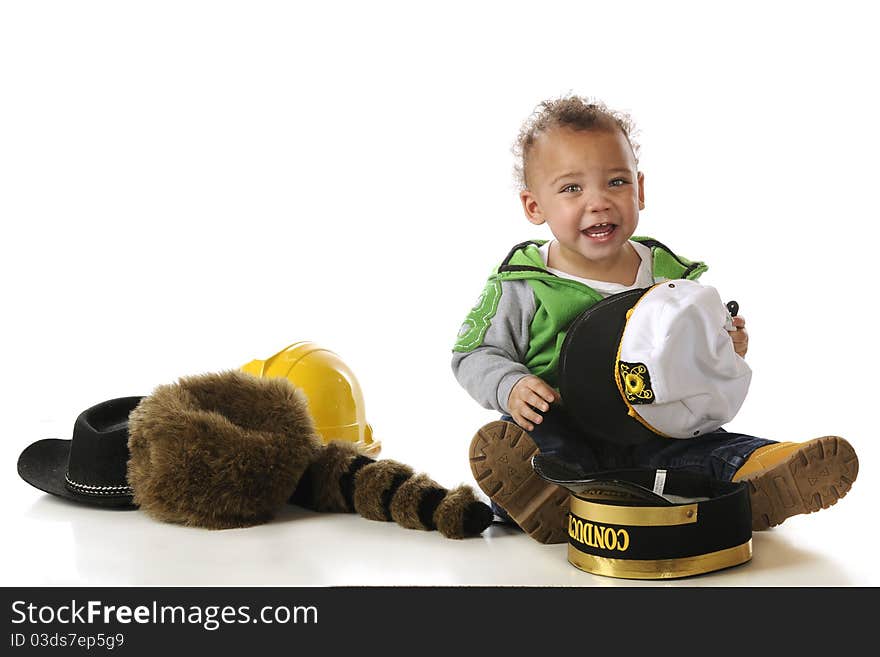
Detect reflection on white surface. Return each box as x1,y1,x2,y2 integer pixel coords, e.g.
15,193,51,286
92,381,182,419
2,487,868,587
4,405,872,587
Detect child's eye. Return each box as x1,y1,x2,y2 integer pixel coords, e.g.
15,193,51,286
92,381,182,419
561,184,581,193
609,178,629,187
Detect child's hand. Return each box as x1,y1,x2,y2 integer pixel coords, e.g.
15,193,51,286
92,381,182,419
728,316,749,358
508,375,558,432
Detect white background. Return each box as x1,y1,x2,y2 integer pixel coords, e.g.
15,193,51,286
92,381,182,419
1,0,877,586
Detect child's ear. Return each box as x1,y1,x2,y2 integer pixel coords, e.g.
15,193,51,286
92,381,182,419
637,171,645,211
520,189,545,226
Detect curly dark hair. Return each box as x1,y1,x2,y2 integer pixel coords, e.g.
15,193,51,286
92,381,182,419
513,94,640,190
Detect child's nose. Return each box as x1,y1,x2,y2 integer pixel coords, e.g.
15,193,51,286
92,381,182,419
584,188,611,212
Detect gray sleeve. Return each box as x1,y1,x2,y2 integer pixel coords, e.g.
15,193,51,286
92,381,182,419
451,279,536,414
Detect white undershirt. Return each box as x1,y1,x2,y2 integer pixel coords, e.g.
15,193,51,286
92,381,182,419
538,240,656,298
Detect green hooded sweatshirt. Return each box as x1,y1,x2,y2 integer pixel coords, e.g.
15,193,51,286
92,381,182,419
451,236,707,413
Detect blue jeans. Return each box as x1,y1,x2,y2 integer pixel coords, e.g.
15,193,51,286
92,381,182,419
492,406,774,521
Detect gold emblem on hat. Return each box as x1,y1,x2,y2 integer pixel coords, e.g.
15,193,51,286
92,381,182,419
619,362,654,404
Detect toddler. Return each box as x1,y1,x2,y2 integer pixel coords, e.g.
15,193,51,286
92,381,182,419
452,95,858,544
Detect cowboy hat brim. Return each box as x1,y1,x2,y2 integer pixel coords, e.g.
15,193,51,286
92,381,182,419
558,287,659,446
17,438,136,509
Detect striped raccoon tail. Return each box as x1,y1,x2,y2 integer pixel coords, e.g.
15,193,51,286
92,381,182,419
290,441,494,539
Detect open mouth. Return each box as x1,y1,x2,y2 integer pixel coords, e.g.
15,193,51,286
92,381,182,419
582,223,617,240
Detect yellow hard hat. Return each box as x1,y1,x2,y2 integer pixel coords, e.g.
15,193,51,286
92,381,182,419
241,341,380,456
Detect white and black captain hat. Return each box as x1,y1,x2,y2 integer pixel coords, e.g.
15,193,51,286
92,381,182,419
559,279,752,445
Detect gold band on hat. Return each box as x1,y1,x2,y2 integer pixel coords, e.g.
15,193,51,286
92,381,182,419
567,541,753,580
570,495,698,527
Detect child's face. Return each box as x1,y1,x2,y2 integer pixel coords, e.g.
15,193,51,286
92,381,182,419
520,127,644,269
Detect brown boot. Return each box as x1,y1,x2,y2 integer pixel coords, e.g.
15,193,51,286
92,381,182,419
733,436,859,531
468,420,570,544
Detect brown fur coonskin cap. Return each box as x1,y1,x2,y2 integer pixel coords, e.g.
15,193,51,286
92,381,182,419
127,370,322,529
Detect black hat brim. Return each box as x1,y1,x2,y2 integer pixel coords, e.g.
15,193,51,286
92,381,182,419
558,287,659,446
17,439,136,509
532,453,673,505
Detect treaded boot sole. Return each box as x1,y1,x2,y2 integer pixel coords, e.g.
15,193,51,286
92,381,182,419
469,420,570,544
743,436,858,531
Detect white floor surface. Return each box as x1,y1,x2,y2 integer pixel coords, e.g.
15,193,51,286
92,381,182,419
4,443,874,588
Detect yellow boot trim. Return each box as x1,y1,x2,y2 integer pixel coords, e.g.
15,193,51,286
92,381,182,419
733,442,802,481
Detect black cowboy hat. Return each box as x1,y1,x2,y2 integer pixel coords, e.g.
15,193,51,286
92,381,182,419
17,396,144,508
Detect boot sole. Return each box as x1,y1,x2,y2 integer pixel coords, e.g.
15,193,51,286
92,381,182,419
468,420,570,544
742,436,858,531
